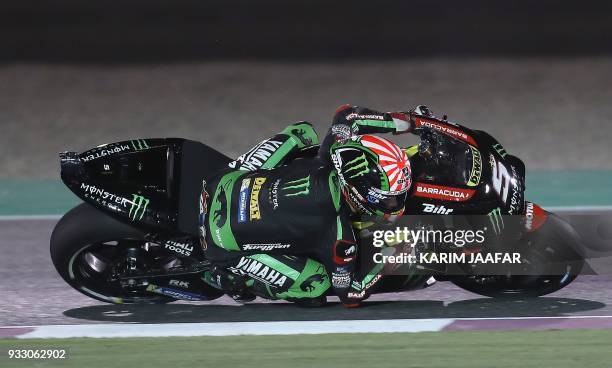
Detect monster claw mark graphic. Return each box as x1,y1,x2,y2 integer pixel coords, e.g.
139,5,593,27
488,207,504,235
281,176,311,197
343,154,370,179
492,143,508,158
129,194,150,221
130,139,150,150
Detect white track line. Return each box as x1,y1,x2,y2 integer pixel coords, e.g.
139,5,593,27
3,319,453,339
1,206,611,221
442,315,612,320
4,316,612,339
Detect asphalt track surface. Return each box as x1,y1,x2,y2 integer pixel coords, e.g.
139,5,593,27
3,58,612,178
2,215,612,327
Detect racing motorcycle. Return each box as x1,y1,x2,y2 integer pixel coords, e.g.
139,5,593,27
51,115,585,304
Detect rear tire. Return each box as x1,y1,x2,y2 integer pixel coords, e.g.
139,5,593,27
50,203,175,304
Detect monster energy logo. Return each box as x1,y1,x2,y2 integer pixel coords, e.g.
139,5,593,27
281,176,310,197
129,194,150,221
492,144,507,158
343,153,370,179
488,207,504,235
130,139,150,150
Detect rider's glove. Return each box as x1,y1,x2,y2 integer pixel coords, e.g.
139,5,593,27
389,112,412,135
410,105,435,118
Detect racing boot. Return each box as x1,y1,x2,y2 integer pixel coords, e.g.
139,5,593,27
292,295,328,308
202,265,256,304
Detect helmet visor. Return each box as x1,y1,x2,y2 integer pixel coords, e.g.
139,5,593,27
368,190,408,213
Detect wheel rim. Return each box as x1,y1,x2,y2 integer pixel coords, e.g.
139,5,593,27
67,238,188,303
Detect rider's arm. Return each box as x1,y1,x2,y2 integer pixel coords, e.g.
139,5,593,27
318,104,412,159
324,212,385,307
406,105,480,146
323,176,383,306
229,122,318,171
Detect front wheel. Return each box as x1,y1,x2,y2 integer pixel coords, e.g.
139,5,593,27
451,212,584,298
449,274,579,298
50,203,181,304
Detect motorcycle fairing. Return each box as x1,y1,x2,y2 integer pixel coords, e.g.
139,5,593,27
406,126,526,216
60,138,231,235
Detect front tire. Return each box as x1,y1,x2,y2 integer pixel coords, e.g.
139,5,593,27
451,212,584,298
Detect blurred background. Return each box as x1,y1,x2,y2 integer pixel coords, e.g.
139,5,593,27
2,0,612,180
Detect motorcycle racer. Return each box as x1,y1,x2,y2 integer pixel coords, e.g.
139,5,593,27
54,102,585,307
200,104,415,306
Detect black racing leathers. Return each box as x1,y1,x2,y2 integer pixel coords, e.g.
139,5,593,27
202,106,411,305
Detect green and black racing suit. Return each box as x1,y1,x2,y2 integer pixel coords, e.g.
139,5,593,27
200,105,412,305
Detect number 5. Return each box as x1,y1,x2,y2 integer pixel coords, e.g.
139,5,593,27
492,159,511,203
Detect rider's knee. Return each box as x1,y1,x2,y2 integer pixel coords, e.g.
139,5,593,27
281,259,331,300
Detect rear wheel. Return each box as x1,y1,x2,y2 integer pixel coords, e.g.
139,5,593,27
50,203,183,304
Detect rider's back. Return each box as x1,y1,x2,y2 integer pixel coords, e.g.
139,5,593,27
205,157,341,256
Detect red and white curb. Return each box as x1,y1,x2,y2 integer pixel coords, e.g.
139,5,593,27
2,316,612,339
